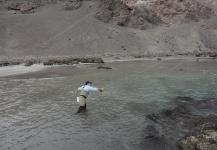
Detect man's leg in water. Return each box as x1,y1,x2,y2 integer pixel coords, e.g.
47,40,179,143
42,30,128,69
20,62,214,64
77,96,86,113
77,106,85,113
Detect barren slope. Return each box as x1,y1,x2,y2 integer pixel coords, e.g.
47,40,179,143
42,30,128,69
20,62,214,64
0,0,217,61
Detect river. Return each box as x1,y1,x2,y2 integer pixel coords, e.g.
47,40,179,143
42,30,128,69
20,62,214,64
0,58,217,150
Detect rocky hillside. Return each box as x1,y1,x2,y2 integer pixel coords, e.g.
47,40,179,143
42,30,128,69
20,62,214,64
96,0,217,29
0,0,85,13
2,0,217,27
0,0,217,61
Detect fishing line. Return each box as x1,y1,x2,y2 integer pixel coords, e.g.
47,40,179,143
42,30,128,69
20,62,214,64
31,10,96,55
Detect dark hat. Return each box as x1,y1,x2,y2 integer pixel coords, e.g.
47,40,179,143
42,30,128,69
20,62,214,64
85,81,92,85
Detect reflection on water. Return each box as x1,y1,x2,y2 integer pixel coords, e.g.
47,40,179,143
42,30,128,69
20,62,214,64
0,59,217,150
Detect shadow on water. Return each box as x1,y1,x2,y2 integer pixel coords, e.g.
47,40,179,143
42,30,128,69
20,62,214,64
141,96,217,150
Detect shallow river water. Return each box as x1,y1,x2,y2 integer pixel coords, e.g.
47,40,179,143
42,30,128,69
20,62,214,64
0,58,217,150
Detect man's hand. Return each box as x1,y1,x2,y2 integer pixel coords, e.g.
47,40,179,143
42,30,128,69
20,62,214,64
98,88,104,92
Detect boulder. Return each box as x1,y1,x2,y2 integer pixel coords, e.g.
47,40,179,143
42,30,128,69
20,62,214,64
209,52,217,58
24,61,33,66
178,129,217,150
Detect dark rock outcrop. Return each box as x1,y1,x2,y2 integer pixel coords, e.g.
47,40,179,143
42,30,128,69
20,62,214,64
178,115,217,150
0,57,104,67
4,0,68,13
43,57,104,65
9,2,39,13
63,0,83,11
95,0,216,29
24,61,34,66
151,0,214,23
209,53,217,58
95,0,163,29
97,66,112,69
144,98,217,150
0,61,20,67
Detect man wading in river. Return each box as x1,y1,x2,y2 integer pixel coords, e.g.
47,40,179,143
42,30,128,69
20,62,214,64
76,81,104,113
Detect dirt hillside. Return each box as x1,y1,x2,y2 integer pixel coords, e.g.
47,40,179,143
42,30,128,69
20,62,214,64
0,0,217,61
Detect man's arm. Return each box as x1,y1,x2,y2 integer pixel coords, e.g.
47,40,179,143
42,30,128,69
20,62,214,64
87,86,104,92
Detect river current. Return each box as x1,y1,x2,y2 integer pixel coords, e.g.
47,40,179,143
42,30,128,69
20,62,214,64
0,58,217,150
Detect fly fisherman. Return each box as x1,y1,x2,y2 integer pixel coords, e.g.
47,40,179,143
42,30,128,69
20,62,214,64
76,81,104,113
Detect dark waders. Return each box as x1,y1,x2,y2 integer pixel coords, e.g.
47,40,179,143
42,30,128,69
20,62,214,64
77,104,86,113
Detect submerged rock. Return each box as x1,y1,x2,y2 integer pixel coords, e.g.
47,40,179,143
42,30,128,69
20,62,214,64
144,98,217,150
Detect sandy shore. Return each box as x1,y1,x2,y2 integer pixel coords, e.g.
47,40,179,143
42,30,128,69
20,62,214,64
0,64,52,77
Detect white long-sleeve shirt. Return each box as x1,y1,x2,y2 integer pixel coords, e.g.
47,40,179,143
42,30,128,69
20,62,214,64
77,85,99,92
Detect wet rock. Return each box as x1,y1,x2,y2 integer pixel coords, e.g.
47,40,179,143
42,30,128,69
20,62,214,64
146,114,160,122
145,98,217,149
191,115,217,129
0,61,20,67
0,61,9,67
0,57,104,67
79,57,104,63
178,129,217,150
43,57,104,65
209,52,217,58
9,61,20,65
43,60,54,66
43,58,78,65
163,109,173,116
145,135,160,140
24,61,33,66
195,53,202,57
97,66,112,69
